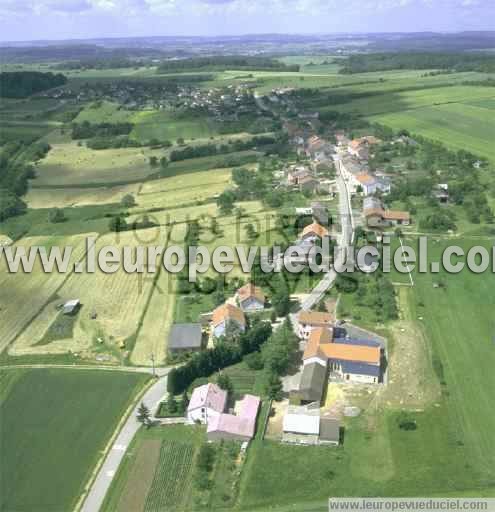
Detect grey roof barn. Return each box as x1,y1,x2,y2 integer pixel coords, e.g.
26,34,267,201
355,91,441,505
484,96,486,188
169,323,202,352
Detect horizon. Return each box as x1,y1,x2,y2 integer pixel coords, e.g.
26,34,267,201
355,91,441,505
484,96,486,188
1,0,494,43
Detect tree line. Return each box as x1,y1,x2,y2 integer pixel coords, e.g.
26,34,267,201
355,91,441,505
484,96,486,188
0,71,67,98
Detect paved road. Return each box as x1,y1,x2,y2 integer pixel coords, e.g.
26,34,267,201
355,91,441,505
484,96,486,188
79,369,170,512
300,162,354,311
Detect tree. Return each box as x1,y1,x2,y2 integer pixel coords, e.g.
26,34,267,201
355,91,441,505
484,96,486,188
180,391,189,413
217,190,236,215
48,208,66,223
265,373,283,400
109,215,127,232
168,395,178,414
216,373,233,394
149,155,158,167
271,276,290,317
137,402,151,427
210,217,220,235
121,194,136,208
244,223,258,240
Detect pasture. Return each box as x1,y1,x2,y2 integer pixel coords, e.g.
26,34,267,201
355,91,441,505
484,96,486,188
73,100,136,124
131,110,220,143
32,139,164,187
0,368,149,512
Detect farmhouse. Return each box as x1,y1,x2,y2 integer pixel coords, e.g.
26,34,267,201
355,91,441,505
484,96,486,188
297,310,333,339
287,166,312,186
282,405,341,445
207,394,261,442
363,200,411,228
237,283,265,312
168,323,203,354
303,327,382,384
212,303,246,338
187,383,227,424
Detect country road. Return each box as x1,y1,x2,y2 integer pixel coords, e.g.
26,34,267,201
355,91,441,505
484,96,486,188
300,159,354,311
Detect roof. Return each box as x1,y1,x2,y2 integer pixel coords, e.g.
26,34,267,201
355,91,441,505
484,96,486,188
320,417,340,443
212,303,246,328
298,311,332,327
299,363,327,403
283,405,320,435
322,343,381,365
355,174,376,185
63,299,80,314
341,360,381,377
188,383,227,413
363,207,385,219
237,283,265,305
303,327,333,360
237,394,261,420
207,394,260,439
383,210,410,221
338,338,381,348
169,323,202,350
363,196,382,210
300,222,329,239
207,413,255,438
298,175,318,185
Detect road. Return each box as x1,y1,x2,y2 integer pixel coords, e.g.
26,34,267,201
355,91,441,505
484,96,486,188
79,368,170,512
300,160,354,311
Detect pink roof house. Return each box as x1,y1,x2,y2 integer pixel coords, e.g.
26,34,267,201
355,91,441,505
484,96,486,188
207,394,261,442
187,383,227,425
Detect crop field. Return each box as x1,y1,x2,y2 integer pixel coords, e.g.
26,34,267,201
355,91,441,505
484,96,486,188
25,182,141,208
9,227,170,359
131,223,186,365
0,368,149,512
144,442,195,511
135,168,232,210
131,110,220,142
32,139,164,187
102,425,203,512
0,234,89,355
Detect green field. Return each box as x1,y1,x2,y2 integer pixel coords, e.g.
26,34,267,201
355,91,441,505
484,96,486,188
0,368,149,512
73,100,136,124
131,110,220,142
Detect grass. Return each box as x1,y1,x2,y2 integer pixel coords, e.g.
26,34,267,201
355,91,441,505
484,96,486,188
0,368,149,512
131,110,220,143
73,100,136,124
35,309,79,346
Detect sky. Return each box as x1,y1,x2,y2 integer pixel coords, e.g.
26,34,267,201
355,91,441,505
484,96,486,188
0,0,494,42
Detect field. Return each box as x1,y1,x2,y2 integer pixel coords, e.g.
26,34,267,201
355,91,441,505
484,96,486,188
332,85,495,162
32,137,164,187
131,110,220,143
0,234,89,354
73,100,136,124
0,368,149,512
102,425,204,512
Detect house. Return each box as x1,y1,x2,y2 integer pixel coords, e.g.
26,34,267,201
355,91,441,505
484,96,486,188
298,175,319,194
212,303,246,338
364,203,411,228
311,201,328,225
291,362,328,405
300,222,329,242
319,417,341,446
302,327,382,384
237,283,265,312
62,299,80,315
382,210,411,226
187,383,227,424
287,166,312,186
207,394,260,442
297,310,333,339
168,323,203,354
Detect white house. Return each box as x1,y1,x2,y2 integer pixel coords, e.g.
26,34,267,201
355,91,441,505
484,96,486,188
187,383,227,424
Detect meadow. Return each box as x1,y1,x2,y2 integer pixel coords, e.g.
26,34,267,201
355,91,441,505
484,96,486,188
0,368,149,512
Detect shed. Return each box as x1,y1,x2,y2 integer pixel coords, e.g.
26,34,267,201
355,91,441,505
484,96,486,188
297,362,328,404
62,299,80,315
169,323,202,353
319,417,341,445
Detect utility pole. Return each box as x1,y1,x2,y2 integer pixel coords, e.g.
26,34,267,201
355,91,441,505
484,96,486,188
150,352,156,377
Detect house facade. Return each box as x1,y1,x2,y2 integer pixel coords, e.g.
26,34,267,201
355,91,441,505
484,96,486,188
187,383,227,424
237,283,265,312
212,303,246,338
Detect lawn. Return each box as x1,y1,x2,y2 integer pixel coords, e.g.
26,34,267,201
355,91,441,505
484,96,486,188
0,368,149,512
